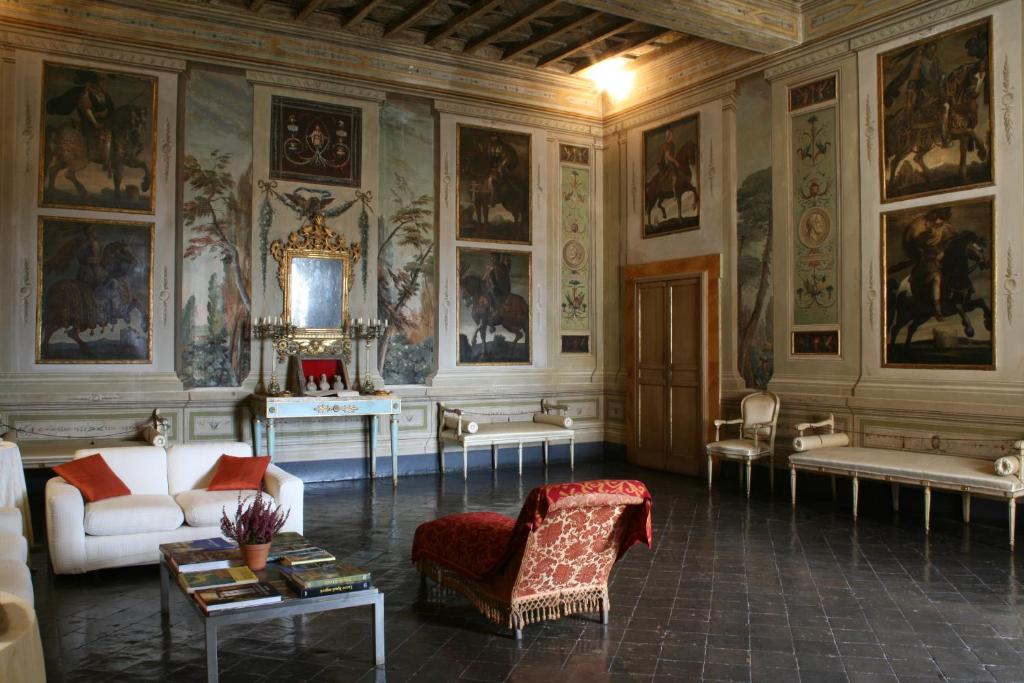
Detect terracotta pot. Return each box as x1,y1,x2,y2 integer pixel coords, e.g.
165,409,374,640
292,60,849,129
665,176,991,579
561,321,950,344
240,542,271,571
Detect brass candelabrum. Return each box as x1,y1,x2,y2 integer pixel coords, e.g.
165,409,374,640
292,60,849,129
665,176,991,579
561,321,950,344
351,318,388,394
253,317,298,395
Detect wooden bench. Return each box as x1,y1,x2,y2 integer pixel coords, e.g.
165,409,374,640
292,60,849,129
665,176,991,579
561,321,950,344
788,416,1024,547
437,401,575,479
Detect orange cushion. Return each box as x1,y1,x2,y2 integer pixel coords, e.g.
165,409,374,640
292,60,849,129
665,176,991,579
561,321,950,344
53,454,131,502
207,455,270,491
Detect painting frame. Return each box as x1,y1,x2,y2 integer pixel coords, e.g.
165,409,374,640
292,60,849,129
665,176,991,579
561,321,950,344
456,124,532,245
642,113,701,238
269,95,362,187
39,61,158,214
880,196,995,370
877,17,994,204
456,246,532,366
791,329,841,356
36,216,154,364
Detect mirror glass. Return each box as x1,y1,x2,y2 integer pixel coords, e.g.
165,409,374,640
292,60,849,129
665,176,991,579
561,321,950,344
289,257,344,329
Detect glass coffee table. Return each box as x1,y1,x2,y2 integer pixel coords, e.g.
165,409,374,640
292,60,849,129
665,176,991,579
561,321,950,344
159,540,384,683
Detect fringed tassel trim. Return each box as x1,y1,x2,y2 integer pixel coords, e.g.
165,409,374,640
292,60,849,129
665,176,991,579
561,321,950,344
510,587,608,628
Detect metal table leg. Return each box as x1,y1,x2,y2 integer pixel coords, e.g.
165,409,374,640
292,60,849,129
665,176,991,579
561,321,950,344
159,560,170,623
206,621,219,683
373,594,386,666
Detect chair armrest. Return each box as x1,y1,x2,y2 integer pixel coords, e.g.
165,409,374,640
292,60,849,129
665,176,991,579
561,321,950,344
0,507,23,536
712,418,742,441
263,465,303,536
45,477,88,574
794,414,835,436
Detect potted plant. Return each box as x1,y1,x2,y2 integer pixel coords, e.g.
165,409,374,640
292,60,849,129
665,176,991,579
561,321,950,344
220,489,290,571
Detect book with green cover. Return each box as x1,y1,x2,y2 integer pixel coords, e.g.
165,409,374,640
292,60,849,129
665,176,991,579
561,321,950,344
166,547,244,573
194,583,282,613
278,547,336,566
284,579,371,599
278,563,371,589
265,532,312,562
177,566,258,594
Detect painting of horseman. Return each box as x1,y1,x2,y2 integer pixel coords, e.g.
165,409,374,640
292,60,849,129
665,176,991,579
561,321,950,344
879,19,992,202
643,113,700,237
37,217,153,363
40,63,157,212
457,248,530,364
457,125,531,244
882,198,993,369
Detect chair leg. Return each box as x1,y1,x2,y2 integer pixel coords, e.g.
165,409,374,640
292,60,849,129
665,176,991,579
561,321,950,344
962,492,971,524
831,475,837,500
601,598,609,625
891,483,900,512
569,439,575,471
1010,499,1016,548
707,455,713,490
518,442,523,476
514,627,523,640
790,467,797,507
745,460,752,499
924,486,931,534
852,477,859,520
462,443,468,480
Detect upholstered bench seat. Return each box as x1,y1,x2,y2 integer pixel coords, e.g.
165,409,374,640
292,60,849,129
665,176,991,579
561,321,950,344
438,421,575,478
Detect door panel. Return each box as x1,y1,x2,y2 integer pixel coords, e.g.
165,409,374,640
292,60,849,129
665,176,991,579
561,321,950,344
634,282,668,469
668,278,702,475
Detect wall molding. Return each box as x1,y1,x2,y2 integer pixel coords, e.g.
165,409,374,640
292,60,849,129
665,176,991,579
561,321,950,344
433,99,601,137
604,81,735,134
3,31,187,71
764,41,852,80
849,0,999,50
245,70,387,102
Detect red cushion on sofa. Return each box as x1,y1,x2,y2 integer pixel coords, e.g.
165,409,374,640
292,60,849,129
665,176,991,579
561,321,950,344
207,454,270,491
53,454,131,502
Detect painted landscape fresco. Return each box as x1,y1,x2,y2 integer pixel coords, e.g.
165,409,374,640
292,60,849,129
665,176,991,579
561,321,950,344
735,73,773,389
377,96,436,385
180,67,253,388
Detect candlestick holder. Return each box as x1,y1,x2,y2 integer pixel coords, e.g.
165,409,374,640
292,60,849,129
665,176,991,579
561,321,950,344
254,316,356,395
352,319,388,393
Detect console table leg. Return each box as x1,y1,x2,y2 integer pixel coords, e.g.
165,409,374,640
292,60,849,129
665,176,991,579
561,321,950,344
373,595,386,667
390,414,399,487
369,415,379,479
266,419,276,463
206,622,219,683
252,416,264,457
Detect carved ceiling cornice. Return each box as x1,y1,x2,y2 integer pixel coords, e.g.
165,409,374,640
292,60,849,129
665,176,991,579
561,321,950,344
603,80,736,135
1,29,186,72
245,70,387,103
434,99,603,137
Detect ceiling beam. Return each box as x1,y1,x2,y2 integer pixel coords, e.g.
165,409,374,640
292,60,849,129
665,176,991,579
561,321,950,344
340,0,386,29
565,0,799,53
463,0,560,55
501,9,599,61
247,0,269,11
568,28,670,73
425,0,504,47
383,0,442,38
535,18,636,68
294,0,327,21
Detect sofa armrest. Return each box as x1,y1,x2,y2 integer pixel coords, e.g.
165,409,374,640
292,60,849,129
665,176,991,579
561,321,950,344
0,507,23,536
264,465,303,535
46,477,88,574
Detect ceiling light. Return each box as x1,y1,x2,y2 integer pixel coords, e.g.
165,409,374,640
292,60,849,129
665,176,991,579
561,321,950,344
583,57,635,102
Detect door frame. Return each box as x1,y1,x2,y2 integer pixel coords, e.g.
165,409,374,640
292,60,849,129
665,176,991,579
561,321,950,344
624,254,720,472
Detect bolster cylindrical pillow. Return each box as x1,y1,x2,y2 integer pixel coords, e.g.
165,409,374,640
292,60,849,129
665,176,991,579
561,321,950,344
793,432,849,452
995,456,1020,476
533,412,573,428
443,415,478,434
142,425,167,448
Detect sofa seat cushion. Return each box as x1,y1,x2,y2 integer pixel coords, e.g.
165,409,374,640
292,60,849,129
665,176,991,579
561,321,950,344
175,489,277,528
0,560,33,606
0,533,28,563
707,439,768,458
84,494,184,536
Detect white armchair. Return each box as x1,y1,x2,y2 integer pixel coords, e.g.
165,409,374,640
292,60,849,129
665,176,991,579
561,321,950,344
706,391,781,498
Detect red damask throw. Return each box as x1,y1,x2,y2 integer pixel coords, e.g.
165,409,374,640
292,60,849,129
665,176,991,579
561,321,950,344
411,479,652,581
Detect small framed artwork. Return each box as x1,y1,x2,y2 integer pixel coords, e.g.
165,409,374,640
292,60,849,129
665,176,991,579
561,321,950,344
642,113,700,238
791,330,840,356
559,144,590,165
561,335,590,354
788,75,837,112
40,62,157,213
457,124,531,244
881,197,994,369
457,247,531,364
37,216,153,363
878,18,992,202
270,95,362,186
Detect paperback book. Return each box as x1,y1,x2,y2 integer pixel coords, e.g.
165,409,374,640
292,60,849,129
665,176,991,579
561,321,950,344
278,547,336,566
178,566,258,594
166,547,244,573
278,563,371,589
285,579,371,599
266,532,312,562
194,583,282,613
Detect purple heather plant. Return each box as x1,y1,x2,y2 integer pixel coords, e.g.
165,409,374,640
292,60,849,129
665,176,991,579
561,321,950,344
220,489,290,545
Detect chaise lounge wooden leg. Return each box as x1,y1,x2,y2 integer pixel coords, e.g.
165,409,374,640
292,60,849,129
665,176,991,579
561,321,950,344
924,486,931,533
462,443,468,480
891,483,899,512
852,477,859,520
514,627,523,640
790,467,797,507
745,460,752,499
492,443,498,471
962,492,971,524
707,455,713,490
569,439,575,471
601,598,609,625
1010,499,1016,548
543,441,549,468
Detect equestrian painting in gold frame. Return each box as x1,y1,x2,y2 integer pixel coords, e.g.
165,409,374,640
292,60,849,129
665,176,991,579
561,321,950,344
456,125,531,245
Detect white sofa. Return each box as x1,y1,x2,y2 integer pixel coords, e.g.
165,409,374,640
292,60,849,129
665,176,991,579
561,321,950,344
46,441,303,574
0,506,33,604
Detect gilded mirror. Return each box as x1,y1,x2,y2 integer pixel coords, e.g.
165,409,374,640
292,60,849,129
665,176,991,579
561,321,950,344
270,215,360,337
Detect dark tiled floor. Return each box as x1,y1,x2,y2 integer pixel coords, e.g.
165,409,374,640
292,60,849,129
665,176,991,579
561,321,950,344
29,458,1024,682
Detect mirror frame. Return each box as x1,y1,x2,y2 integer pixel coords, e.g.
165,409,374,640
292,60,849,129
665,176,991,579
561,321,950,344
270,215,361,338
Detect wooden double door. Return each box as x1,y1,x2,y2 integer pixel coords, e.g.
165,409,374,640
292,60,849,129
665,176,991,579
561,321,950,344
625,257,718,477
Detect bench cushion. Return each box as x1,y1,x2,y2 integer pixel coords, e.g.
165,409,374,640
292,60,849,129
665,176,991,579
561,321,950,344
440,421,574,445
789,447,1024,493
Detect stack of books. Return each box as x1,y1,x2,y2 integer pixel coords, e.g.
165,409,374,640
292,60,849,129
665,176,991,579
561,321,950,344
160,537,242,573
194,583,282,613
278,562,371,598
177,566,258,594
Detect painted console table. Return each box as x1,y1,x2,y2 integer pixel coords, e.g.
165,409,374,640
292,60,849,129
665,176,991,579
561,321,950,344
250,394,402,485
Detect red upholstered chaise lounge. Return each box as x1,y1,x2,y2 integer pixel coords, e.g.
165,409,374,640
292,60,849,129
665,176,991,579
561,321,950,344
412,479,652,638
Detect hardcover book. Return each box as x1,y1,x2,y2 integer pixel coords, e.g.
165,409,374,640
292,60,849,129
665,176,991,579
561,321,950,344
285,579,371,599
160,537,234,556
266,532,312,562
178,566,258,594
278,563,371,589
167,547,244,573
278,547,336,566
194,583,282,613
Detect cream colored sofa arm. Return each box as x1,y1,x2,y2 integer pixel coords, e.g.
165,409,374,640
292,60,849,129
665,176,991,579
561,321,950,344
264,465,303,535
46,477,88,575
0,507,23,536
